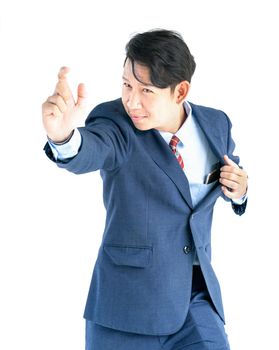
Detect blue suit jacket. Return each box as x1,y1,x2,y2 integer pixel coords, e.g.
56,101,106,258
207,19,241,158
45,98,247,336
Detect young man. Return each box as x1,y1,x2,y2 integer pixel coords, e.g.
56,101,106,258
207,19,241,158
43,29,248,350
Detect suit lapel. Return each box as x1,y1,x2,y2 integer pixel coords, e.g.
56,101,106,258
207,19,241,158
190,103,227,165
138,129,193,209
190,103,228,209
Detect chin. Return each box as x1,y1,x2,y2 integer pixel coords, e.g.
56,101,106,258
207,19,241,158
130,118,152,131
134,124,152,131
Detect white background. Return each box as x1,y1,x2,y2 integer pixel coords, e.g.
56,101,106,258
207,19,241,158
0,0,278,349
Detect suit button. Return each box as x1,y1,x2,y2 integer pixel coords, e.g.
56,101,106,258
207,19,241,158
183,245,191,254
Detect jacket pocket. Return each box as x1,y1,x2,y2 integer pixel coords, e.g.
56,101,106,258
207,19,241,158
103,244,152,268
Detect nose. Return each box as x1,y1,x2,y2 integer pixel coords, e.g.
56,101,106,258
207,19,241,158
126,92,142,110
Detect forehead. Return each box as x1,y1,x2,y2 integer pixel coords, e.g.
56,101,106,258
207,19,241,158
123,59,152,85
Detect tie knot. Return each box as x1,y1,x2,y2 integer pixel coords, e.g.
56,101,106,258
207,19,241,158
169,135,180,150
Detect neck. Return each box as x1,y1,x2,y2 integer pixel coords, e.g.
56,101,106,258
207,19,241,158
167,105,187,134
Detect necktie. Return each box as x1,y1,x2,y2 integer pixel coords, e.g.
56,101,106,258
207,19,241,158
169,135,184,170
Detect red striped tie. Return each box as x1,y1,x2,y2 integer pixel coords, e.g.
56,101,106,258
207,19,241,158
169,135,184,170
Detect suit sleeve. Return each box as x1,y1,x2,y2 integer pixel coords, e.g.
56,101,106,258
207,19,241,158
44,113,132,174
224,114,248,216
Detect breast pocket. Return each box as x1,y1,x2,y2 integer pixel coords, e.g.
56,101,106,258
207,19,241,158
103,244,153,268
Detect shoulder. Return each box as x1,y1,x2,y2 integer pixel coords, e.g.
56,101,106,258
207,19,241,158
86,98,134,130
189,102,232,128
189,102,228,118
90,98,124,115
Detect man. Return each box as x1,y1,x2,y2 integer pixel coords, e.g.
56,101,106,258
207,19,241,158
42,29,248,350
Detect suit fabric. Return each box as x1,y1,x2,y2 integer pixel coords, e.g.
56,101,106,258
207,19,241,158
44,98,247,336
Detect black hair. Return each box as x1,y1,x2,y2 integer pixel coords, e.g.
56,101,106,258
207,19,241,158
125,29,196,91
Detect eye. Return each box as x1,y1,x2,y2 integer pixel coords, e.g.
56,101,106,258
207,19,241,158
143,88,153,93
123,82,132,88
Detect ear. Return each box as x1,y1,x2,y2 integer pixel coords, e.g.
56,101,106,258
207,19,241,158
174,81,190,103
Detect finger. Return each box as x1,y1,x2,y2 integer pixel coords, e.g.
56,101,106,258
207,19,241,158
220,168,239,182
54,67,74,102
221,167,248,182
221,186,235,199
220,165,242,176
54,80,74,103
219,178,238,190
223,155,239,168
47,95,68,113
58,66,70,80
42,102,63,118
76,83,87,107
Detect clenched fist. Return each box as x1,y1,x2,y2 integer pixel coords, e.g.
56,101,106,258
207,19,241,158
220,155,248,200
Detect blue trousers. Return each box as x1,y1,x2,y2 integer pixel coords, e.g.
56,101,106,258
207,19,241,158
85,267,230,350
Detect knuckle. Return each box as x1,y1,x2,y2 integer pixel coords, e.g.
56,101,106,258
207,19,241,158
47,95,56,103
53,108,62,117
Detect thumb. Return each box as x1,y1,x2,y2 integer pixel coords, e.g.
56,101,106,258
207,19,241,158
76,83,87,107
223,155,238,168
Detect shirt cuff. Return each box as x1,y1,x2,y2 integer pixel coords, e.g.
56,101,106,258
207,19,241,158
231,191,248,205
47,129,82,160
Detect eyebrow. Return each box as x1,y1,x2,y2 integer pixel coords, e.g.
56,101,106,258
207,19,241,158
122,76,155,88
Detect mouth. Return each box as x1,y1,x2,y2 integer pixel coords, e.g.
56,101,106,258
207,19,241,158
130,115,146,122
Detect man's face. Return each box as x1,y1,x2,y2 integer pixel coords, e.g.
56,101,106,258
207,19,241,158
121,59,181,132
